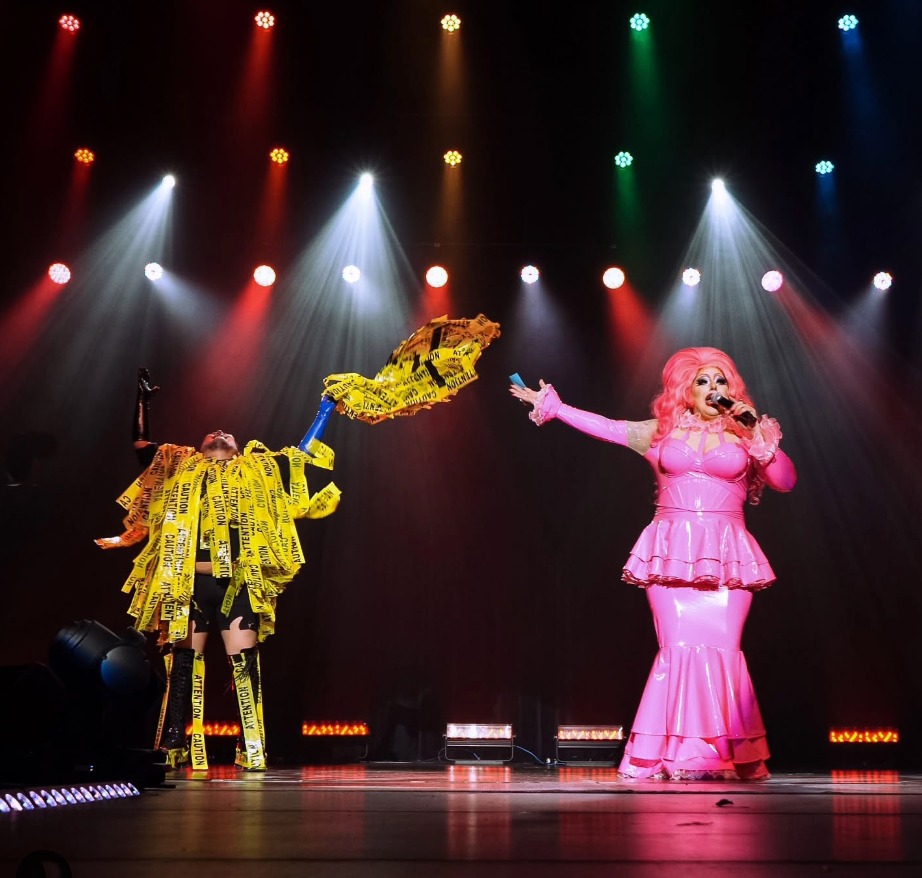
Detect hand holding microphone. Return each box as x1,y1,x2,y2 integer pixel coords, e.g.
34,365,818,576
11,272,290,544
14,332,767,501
706,392,757,428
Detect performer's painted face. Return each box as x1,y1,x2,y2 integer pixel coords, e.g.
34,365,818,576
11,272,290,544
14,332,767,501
200,430,239,459
691,366,729,419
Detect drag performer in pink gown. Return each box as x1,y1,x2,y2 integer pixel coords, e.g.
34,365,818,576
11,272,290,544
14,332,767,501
510,348,796,780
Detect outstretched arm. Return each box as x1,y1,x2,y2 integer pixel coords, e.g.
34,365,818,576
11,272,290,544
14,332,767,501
510,379,656,454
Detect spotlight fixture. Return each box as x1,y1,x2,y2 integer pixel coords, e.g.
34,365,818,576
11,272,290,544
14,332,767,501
629,12,650,31
815,160,835,175
555,724,624,766
761,270,783,292
58,14,80,32
444,723,514,764
602,267,626,290
342,265,361,284
358,173,374,191
682,267,701,287
255,10,276,29
425,265,449,288
48,263,71,285
161,174,176,189
873,272,892,291
711,178,726,194
441,14,461,32
50,620,152,698
838,14,858,31
613,151,633,168
520,265,540,285
74,148,95,165
144,262,163,281
270,147,289,164
253,265,276,287
443,150,463,167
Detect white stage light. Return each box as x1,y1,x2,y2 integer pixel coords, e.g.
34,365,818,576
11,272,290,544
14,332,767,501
254,265,276,287
761,270,783,292
520,265,539,285
426,265,448,288
602,267,626,289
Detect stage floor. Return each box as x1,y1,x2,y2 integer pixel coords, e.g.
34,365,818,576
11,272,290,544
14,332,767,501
3,764,922,876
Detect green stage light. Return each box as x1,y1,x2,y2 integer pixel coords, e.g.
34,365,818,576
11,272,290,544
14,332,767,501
614,151,633,168
630,13,650,31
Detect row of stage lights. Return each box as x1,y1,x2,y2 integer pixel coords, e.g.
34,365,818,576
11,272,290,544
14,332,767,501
44,260,894,293
45,171,895,293
617,151,840,177
73,147,842,177
57,11,863,35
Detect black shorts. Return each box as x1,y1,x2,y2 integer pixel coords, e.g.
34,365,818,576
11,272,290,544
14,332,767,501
190,573,258,634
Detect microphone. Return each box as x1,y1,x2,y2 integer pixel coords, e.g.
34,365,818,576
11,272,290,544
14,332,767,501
706,392,757,428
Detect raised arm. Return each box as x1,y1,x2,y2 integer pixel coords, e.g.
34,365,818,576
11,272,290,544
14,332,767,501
298,395,337,455
132,367,160,468
509,379,656,454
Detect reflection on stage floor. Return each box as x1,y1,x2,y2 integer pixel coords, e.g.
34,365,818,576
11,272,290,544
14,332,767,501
3,763,921,876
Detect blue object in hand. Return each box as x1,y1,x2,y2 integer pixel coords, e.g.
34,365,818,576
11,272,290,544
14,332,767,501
509,373,526,388
298,396,337,453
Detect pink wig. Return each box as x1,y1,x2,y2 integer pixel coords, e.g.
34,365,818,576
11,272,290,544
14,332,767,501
651,347,754,445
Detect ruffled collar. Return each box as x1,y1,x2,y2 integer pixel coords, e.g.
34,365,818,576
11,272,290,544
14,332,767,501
674,410,735,433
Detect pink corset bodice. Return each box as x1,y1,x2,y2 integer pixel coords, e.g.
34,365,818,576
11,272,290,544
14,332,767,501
652,432,750,517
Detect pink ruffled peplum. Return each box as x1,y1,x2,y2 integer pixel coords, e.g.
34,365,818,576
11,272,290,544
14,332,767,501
622,435,777,590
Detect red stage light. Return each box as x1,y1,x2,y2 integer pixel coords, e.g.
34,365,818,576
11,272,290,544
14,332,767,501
829,728,900,744
269,147,289,164
426,266,449,288
302,722,370,737
48,263,71,284
185,722,241,736
59,14,80,32
255,10,275,29
74,148,94,165
603,267,626,289
253,265,276,287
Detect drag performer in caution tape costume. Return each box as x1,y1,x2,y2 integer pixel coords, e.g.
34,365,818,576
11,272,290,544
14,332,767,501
96,369,341,771
97,315,500,772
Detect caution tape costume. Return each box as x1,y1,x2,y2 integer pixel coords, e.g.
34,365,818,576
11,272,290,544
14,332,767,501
322,313,501,424
98,438,339,770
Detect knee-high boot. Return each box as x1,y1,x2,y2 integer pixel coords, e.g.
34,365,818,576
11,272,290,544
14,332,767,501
155,647,194,768
229,647,266,771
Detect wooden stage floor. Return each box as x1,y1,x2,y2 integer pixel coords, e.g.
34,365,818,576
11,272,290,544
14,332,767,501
3,764,922,876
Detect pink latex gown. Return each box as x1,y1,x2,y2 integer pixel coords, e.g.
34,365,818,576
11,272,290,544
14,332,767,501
532,387,796,780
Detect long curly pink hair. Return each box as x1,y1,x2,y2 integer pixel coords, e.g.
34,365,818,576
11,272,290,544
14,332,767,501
651,346,766,503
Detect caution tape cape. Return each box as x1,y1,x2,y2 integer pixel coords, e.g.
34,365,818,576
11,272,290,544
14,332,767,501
96,439,340,645
321,313,501,424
